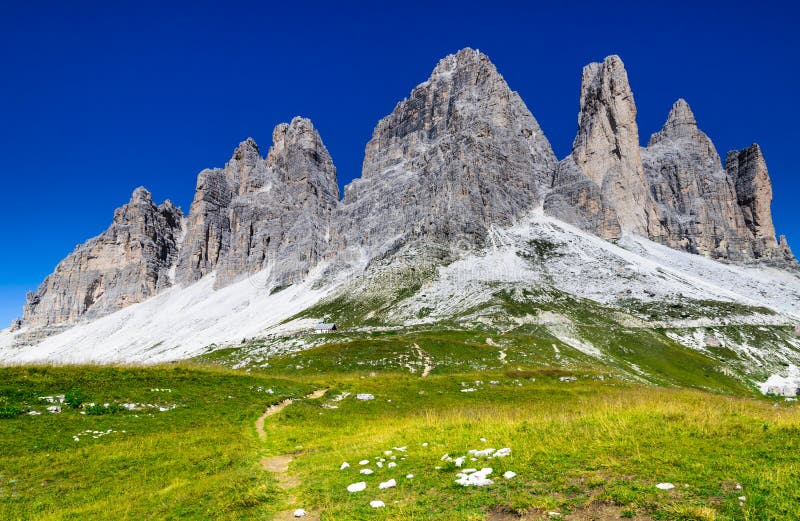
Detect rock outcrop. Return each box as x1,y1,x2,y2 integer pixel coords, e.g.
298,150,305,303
546,55,662,239
22,188,184,328
175,117,339,289
641,99,754,259
725,144,796,263
335,48,557,265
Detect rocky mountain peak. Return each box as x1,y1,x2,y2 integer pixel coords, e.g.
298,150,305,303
648,99,700,145
338,47,557,265
429,47,493,78
547,54,662,239
22,187,185,328
175,115,339,288
232,137,260,162
129,186,153,203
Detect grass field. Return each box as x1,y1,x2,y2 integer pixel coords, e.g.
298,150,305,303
1,341,799,520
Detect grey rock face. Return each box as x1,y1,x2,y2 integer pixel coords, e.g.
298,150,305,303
22,188,184,328
546,55,661,239
335,48,557,265
725,144,796,264
641,99,754,259
175,117,339,289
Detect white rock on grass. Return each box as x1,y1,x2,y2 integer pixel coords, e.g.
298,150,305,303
493,447,512,458
468,448,495,457
47,406,62,414
340,462,350,470
656,483,675,490
378,479,397,489
356,394,374,401
387,462,397,468
347,482,367,493
293,509,306,517
359,460,369,465
455,468,493,487
360,469,374,475
406,474,414,479
369,500,385,508
503,471,517,479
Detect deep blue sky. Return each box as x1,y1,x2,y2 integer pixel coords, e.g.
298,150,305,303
1,1,798,325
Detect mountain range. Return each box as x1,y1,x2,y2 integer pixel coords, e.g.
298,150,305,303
2,48,798,386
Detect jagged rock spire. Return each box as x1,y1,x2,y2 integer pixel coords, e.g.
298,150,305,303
175,116,339,289
648,99,699,144
724,144,794,264
547,55,662,239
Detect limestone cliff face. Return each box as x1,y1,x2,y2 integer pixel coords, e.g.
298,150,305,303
22,188,184,327
546,55,662,239
641,99,753,259
175,117,339,289
335,48,557,265
725,144,796,263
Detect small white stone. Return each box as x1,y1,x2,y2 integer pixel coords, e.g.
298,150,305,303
293,508,306,517
360,469,374,475
347,482,366,493
369,500,385,508
405,474,414,479
378,479,396,489
503,471,517,479
359,460,369,465
656,483,675,490
387,462,397,468
340,462,350,470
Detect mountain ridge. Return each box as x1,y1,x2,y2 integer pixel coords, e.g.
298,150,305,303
6,47,797,349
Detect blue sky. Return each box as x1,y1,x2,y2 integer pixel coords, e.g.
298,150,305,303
1,1,798,325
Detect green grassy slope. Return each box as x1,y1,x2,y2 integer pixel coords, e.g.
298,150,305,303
0,365,311,520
